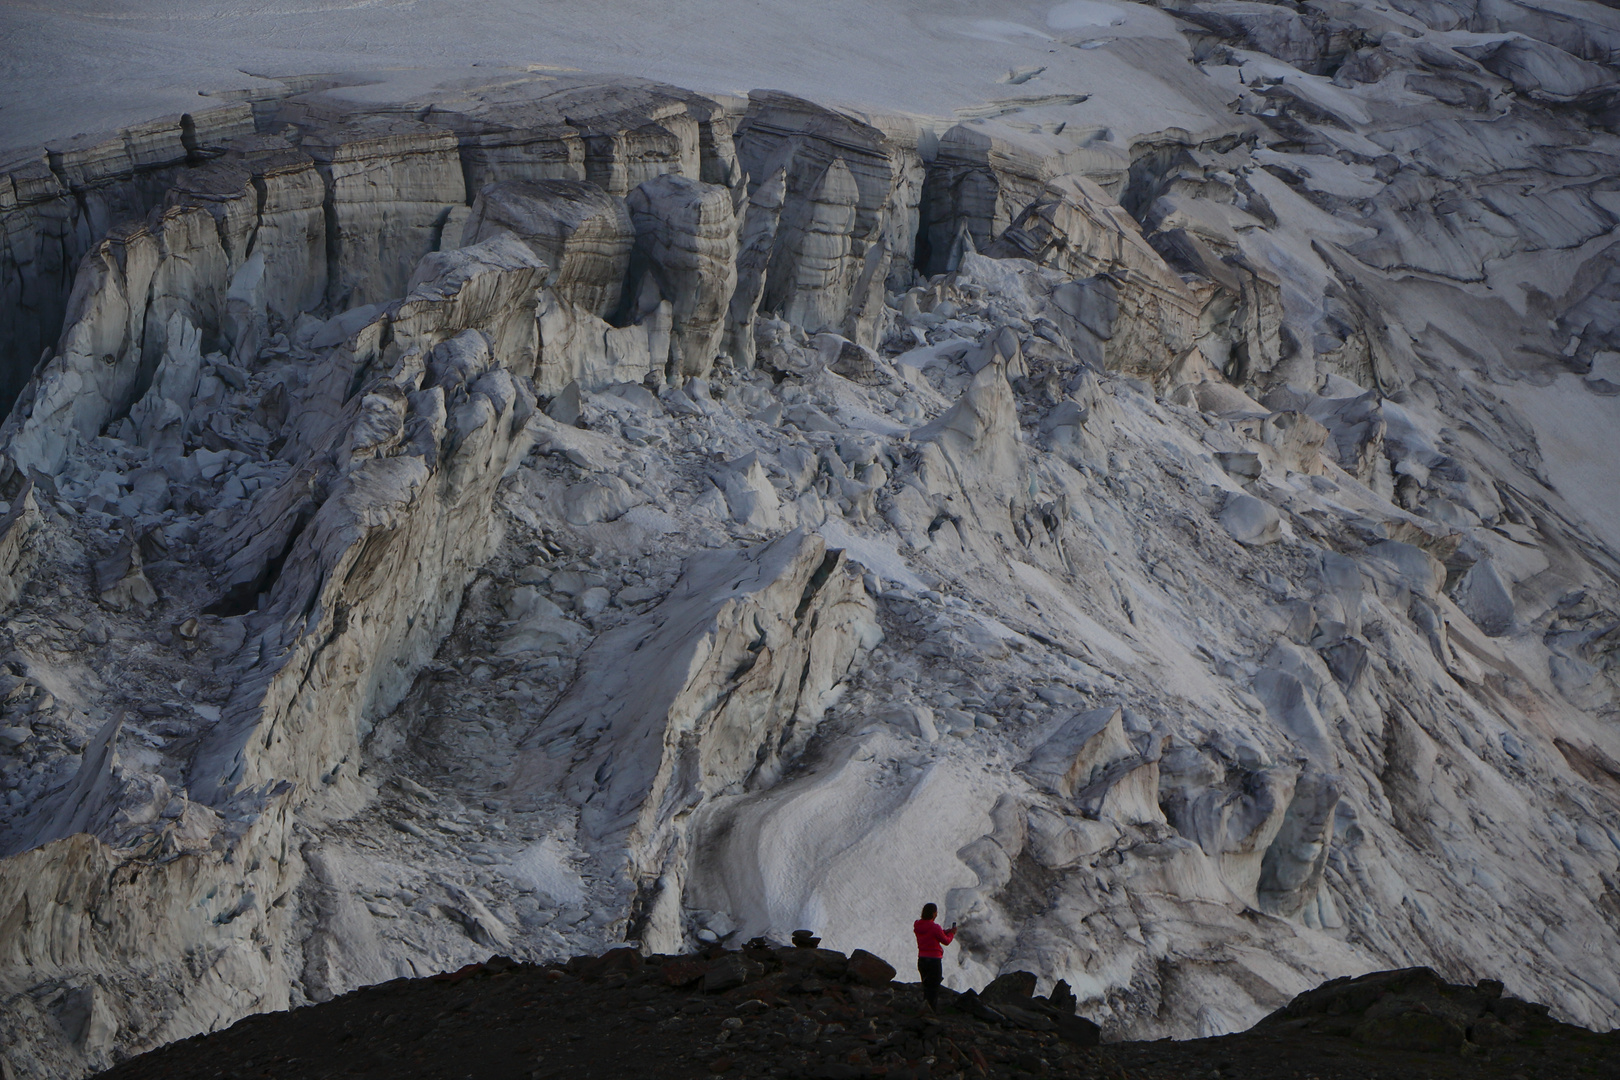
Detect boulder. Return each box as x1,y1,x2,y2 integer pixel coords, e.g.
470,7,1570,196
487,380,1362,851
990,1003,1057,1031
786,1014,821,1046
661,958,710,987
702,954,762,993
1352,1010,1466,1053
1468,1015,1522,1046
598,947,643,976
1259,965,1538,1052
980,970,1038,1004
845,949,896,987
1052,1012,1102,1046
781,948,850,978
953,988,1004,1022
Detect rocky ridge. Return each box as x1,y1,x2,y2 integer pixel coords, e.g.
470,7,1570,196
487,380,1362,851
0,3,1618,1078
90,947,1620,1080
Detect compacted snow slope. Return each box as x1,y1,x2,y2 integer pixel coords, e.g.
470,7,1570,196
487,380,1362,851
1,1,1620,1077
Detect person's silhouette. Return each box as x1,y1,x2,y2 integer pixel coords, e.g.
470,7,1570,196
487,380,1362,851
913,902,957,1010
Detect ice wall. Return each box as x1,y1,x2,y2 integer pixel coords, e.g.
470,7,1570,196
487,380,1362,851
0,8,1618,1072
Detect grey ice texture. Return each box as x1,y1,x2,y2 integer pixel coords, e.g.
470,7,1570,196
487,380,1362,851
1,1,1619,1077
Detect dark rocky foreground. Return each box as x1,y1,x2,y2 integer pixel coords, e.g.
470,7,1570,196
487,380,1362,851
92,948,1617,1080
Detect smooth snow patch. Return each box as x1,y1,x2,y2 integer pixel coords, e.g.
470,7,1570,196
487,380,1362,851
893,340,970,371
1047,1,1127,30
972,613,1030,642
505,835,587,904
1011,560,1137,663
959,19,1055,44
1498,374,1620,553
688,738,991,979
818,518,925,591
1,0,1181,152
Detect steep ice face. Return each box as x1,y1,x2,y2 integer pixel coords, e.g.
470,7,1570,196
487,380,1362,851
2,5,1620,1076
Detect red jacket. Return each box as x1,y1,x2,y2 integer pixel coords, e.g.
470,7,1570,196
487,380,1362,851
914,918,956,958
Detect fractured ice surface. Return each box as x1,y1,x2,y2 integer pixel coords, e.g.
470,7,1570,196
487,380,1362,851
1,3,1620,1076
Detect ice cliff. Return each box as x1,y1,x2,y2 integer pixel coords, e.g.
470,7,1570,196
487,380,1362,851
1,2,1619,1075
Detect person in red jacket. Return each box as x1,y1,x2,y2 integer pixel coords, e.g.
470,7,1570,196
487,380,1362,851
913,902,957,1010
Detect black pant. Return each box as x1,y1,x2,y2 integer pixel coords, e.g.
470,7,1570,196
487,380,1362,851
918,956,943,1008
